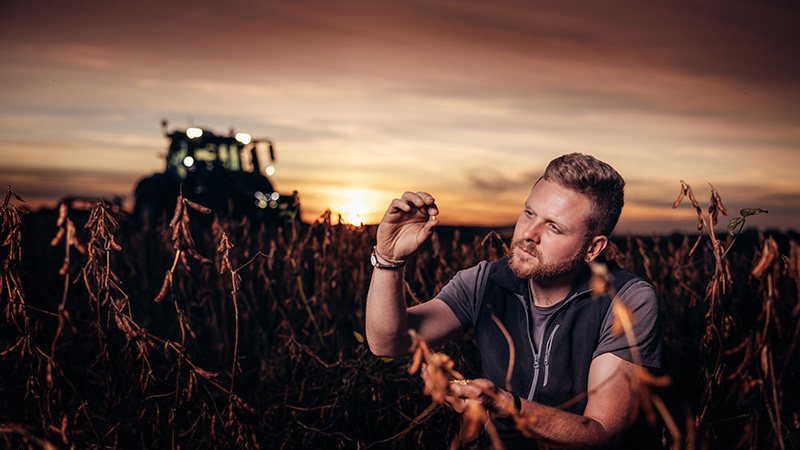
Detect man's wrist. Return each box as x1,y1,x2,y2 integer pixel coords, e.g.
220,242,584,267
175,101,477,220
499,390,521,417
370,246,407,270
494,390,522,424
511,391,522,414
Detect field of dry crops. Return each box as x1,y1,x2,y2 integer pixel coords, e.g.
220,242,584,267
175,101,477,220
2,187,799,450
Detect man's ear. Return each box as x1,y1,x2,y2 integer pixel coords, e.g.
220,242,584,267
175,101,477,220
584,235,608,262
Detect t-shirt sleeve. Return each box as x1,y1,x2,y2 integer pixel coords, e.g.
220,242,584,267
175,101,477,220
435,261,490,330
593,280,662,368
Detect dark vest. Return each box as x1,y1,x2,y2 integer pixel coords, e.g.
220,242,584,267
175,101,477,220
474,257,638,447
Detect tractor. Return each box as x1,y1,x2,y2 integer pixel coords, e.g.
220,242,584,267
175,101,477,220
134,121,298,224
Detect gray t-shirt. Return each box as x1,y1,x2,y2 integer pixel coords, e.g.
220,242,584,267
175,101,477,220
436,260,662,368
530,300,561,354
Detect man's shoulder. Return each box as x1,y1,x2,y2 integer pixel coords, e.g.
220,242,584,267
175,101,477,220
437,257,513,305
436,259,506,327
606,260,653,294
453,257,507,282
594,260,662,368
605,260,658,310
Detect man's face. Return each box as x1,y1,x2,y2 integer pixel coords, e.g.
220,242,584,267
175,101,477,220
509,179,595,280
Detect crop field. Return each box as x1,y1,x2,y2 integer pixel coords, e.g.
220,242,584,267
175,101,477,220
1,186,799,449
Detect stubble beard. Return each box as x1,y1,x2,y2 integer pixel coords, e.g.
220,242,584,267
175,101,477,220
508,238,587,280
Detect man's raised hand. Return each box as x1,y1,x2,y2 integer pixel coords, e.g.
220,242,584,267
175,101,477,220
376,191,439,261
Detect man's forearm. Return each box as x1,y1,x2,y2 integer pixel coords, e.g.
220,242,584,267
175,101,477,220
503,353,636,449
514,398,618,449
365,268,413,356
452,379,624,449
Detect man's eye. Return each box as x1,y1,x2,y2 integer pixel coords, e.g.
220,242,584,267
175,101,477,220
548,224,561,233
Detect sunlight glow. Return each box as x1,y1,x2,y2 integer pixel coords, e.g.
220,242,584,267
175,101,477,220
339,191,370,227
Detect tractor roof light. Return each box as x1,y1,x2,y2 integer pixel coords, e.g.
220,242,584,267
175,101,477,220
235,133,252,145
187,127,203,139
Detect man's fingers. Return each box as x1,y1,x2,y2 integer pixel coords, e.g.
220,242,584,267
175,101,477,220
418,192,438,217
414,192,438,216
388,197,412,213
399,192,437,211
413,191,436,207
401,191,434,204
444,394,468,413
422,215,439,233
447,380,478,399
388,192,439,218
447,378,498,402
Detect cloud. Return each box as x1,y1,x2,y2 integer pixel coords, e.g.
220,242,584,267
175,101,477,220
465,168,541,192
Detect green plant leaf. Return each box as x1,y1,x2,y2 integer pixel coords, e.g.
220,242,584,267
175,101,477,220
728,217,744,236
740,208,768,217
353,331,365,343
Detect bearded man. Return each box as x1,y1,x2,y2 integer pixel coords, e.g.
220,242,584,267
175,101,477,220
365,153,662,449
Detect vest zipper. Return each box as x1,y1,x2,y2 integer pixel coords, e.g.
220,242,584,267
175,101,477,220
522,297,539,401
542,324,560,387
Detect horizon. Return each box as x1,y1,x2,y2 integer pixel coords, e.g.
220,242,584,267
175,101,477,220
9,188,789,240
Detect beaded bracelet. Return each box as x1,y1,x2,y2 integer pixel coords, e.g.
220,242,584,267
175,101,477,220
370,246,407,269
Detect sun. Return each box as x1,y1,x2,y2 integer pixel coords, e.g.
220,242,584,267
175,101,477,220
339,191,370,227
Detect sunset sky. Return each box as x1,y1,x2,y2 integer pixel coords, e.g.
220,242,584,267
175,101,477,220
1,0,798,235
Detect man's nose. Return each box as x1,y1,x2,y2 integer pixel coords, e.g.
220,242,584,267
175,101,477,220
521,221,542,243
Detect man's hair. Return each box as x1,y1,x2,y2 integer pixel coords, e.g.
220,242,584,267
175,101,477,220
542,153,625,237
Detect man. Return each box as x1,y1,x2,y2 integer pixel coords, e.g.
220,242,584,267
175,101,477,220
365,153,661,449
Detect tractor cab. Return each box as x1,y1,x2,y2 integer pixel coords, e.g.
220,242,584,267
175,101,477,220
134,121,298,223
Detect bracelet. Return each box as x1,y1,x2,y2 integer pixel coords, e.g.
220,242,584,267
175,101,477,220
370,247,407,270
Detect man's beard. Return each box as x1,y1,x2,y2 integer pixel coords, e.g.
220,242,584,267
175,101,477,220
508,238,587,280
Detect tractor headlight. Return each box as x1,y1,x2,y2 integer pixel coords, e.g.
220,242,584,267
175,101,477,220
254,191,268,209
